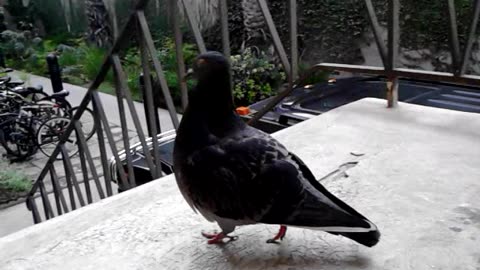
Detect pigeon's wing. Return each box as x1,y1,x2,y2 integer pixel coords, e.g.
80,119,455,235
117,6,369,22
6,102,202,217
183,132,298,221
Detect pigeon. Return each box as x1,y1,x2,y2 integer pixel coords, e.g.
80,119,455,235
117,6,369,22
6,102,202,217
173,51,380,247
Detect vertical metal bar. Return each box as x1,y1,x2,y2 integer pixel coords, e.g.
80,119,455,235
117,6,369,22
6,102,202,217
50,166,68,214
75,125,93,204
460,0,480,75
387,77,399,108
112,63,137,188
28,197,41,224
61,145,86,207
179,0,207,53
49,167,63,216
111,55,157,182
39,181,54,220
447,0,461,75
92,91,130,189
92,99,113,197
61,151,77,210
219,0,231,59
387,0,400,71
74,121,105,199
257,0,292,76
289,0,298,79
137,11,180,129
364,0,388,67
170,0,189,111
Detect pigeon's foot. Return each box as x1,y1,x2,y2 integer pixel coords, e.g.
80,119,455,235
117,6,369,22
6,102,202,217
266,225,287,244
201,231,238,244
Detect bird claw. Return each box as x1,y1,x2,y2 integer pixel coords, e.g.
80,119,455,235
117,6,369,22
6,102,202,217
266,238,281,244
266,225,287,244
201,231,238,244
201,231,219,239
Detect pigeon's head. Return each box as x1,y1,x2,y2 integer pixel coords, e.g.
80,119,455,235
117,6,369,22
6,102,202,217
187,51,234,110
191,51,230,83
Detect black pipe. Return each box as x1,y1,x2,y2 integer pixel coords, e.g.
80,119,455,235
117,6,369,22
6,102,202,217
46,53,63,93
0,50,5,68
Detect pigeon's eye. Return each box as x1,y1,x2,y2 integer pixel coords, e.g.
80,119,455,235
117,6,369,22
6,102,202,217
197,58,207,67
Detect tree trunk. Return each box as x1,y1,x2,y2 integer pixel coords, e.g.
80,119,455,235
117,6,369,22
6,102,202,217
86,0,113,48
241,0,267,50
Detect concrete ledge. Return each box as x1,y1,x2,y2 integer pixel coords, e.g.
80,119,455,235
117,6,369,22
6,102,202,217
1,98,479,269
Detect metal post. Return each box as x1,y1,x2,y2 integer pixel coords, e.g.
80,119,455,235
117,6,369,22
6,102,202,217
46,53,64,93
387,0,400,107
289,0,298,80
387,76,399,108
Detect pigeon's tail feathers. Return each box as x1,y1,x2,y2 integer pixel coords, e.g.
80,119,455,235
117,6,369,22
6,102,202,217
329,228,381,247
284,186,381,247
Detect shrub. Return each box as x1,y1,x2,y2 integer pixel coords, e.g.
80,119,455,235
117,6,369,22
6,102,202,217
0,170,32,193
230,48,286,106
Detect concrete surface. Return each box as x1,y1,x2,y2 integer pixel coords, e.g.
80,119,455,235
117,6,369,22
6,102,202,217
0,98,479,270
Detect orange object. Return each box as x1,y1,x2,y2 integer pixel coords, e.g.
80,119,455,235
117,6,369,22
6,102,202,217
236,106,250,115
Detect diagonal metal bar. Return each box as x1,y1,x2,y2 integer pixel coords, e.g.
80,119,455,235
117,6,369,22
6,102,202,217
61,150,77,210
180,0,207,53
74,121,105,199
112,62,137,187
289,0,298,79
447,0,462,75
92,100,113,197
387,0,400,71
61,145,86,207
257,0,292,76
219,0,231,59
50,165,68,215
138,35,162,178
460,0,480,75
169,0,189,111
111,54,157,182
75,125,93,204
92,91,130,189
364,0,388,67
39,180,54,220
137,10,180,129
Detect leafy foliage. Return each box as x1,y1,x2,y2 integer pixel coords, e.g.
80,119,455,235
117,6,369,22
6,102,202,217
0,170,32,193
231,48,285,106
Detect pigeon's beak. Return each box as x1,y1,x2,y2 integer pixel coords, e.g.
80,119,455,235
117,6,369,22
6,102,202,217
182,68,194,83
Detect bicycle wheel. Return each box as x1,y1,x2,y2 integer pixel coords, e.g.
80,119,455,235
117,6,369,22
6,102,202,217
0,116,37,161
68,107,96,140
36,117,79,159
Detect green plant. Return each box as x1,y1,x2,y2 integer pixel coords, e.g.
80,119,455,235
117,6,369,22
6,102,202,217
0,170,32,193
154,38,197,105
79,44,107,81
230,47,285,106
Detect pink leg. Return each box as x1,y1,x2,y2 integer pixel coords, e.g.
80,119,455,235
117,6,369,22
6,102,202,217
266,225,287,244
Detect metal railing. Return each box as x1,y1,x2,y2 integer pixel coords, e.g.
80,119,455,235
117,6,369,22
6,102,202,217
26,0,480,223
